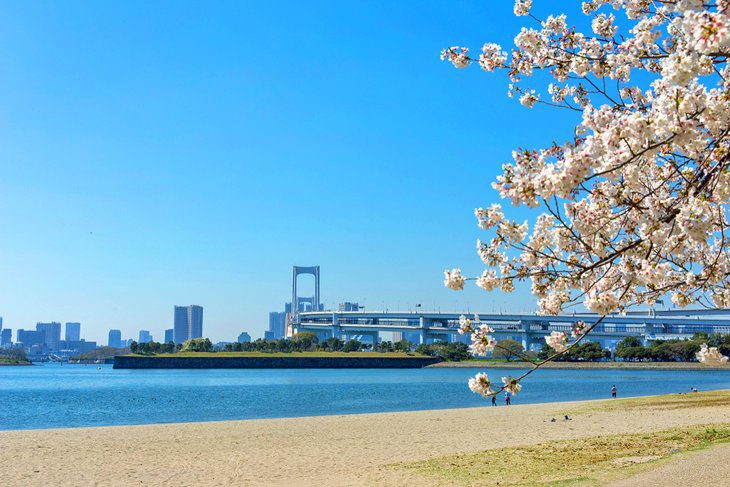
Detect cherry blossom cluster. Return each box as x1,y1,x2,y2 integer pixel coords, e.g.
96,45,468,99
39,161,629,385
458,315,497,355
443,0,730,319
545,330,569,353
696,343,729,364
443,0,730,393
468,372,494,397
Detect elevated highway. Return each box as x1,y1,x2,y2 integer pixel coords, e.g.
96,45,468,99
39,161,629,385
293,309,730,350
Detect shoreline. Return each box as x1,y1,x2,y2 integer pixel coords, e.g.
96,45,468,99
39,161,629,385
6,386,730,433
431,360,730,370
1,390,728,485
3,388,724,433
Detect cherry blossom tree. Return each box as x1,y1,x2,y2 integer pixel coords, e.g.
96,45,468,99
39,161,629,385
442,0,730,397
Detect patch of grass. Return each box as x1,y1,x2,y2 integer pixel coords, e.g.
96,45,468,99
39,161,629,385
395,423,730,486
564,390,730,416
0,357,31,365
127,351,429,358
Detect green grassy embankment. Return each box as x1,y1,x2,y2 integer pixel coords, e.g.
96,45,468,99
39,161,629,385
0,357,32,365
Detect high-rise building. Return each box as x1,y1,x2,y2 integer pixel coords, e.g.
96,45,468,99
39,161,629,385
17,329,45,347
36,322,62,351
108,329,122,348
264,330,275,340
138,330,152,343
164,329,174,343
268,312,287,340
189,305,203,339
237,332,251,343
173,305,204,344
0,328,11,348
65,322,81,342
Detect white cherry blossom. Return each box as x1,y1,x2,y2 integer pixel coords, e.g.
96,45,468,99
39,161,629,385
696,343,729,364
441,0,730,393
545,331,569,353
468,372,495,397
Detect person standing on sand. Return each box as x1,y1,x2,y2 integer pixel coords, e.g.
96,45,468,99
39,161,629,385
491,395,497,406
505,393,511,406
611,385,617,398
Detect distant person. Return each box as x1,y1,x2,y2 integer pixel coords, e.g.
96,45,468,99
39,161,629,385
611,385,617,398
691,387,698,393
491,395,497,406
505,393,511,406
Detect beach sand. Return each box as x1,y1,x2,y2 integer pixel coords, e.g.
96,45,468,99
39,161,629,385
1,392,729,486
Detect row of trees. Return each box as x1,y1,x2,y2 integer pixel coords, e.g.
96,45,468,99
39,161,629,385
221,334,370,353
537,342,611,362
129,333,475,361
415,342,471,362
130,337,216,354
130,332,729,363
0,348,29,362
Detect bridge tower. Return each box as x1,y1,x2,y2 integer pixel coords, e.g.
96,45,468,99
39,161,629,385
292,266,320,323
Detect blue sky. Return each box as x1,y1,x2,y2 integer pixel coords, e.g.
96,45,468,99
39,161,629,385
0,1,581,343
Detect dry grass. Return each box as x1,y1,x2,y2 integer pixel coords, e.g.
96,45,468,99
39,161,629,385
395,423,730,486
563,389,730,416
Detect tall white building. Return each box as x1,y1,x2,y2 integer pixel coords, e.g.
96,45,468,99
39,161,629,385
173,305,204,344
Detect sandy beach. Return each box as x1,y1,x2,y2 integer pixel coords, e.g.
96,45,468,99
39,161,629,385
1,391,729,486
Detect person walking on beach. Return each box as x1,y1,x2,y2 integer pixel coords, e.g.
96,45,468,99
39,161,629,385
505,393,511,406
611,385,617,398
491,395,497,406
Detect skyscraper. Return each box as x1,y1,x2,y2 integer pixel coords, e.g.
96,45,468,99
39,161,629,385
17,329,45,347
268,312,287,339
237,332,251,343
108,329,122,348
65,322,81,342
164,328,174,343
1,328,11,348
173,305,204,344
189,305,203,339
139,330,152,343
36,322,62,351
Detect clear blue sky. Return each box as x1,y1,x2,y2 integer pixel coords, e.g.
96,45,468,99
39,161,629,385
0,1,580,343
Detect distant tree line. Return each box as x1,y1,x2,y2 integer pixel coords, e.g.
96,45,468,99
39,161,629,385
128,333,475,361
223,333,369,353
0,348,29,361
126,331,730,363
415,341,471,361
612,333,730,362
537,341,611,362
130,341,178,354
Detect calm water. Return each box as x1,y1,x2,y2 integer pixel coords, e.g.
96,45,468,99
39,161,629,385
2,364,730,431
